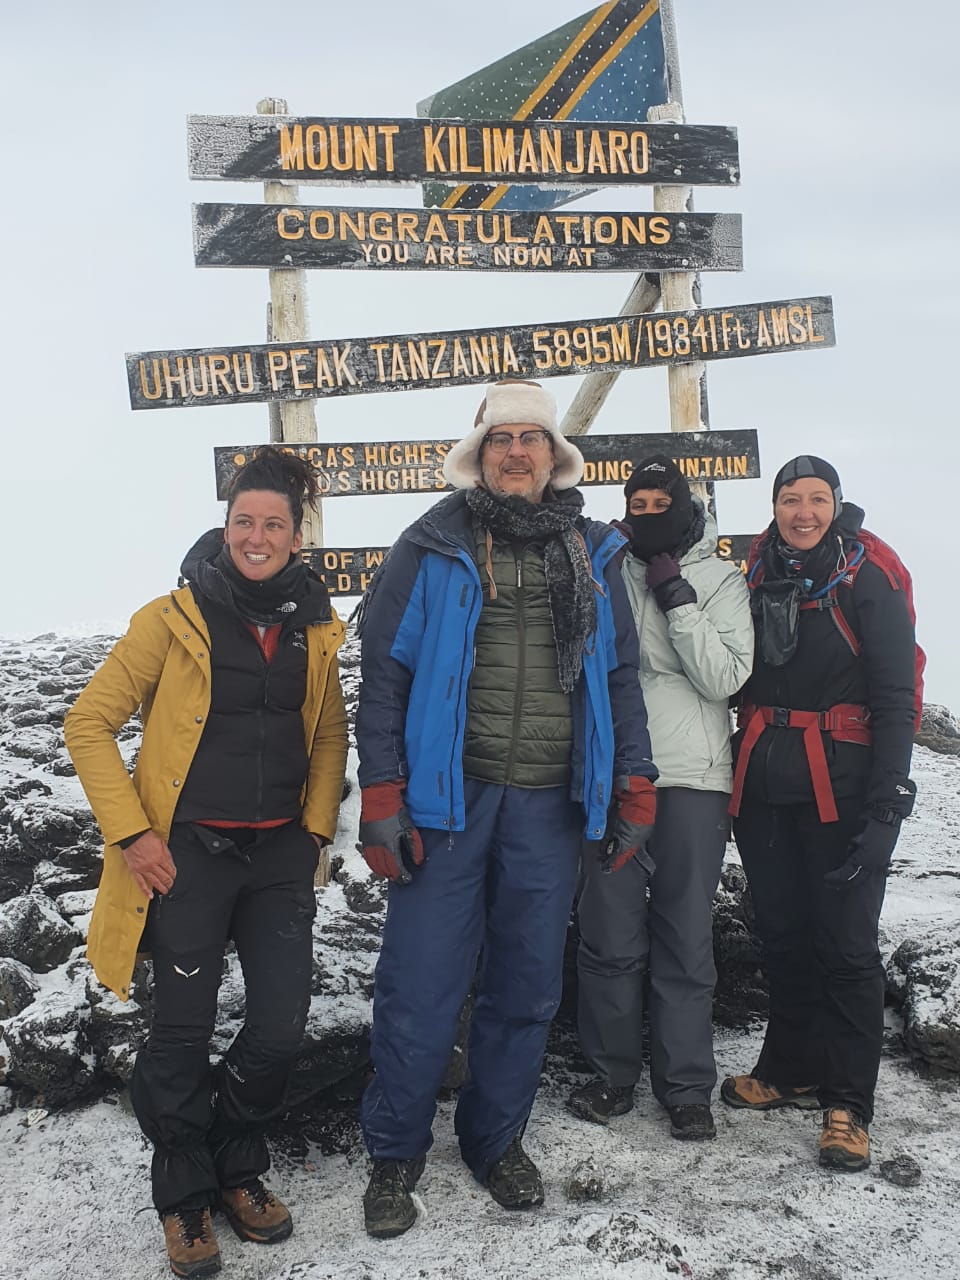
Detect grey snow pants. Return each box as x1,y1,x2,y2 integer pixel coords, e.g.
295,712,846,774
575,787,729,1107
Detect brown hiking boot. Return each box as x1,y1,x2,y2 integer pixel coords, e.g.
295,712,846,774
220,1178,293,1243
819,1108,870,1172
161,1207,221,1278
721,1075,820,1111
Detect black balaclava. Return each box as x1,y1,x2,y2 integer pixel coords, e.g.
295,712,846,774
771,454,843,517
623,455,694,561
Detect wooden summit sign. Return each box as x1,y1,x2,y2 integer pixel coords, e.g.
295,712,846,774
127,297,834,410
192,204,743,273
187,116,740,187
214,431,761,500
306,533,758,597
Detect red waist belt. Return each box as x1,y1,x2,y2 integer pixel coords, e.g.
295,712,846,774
729,702,872,823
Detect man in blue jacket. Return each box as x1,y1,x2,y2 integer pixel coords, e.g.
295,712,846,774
355,379,657,1238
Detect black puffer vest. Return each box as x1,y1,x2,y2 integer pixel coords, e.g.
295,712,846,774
173,594,309,823
462,522,573,788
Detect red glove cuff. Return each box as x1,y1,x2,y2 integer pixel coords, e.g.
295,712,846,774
615,776,657,826
360,779,406,823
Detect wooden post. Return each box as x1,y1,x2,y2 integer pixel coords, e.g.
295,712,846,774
560,273,661,437
256,102,326,888
257,97,323,546
560,0,711,481
651,0,711,509
649,100,709,439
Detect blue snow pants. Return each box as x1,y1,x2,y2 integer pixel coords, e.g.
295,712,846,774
360,779,582,1181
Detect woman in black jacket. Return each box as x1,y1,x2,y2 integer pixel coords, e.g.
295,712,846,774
722,455,917,1172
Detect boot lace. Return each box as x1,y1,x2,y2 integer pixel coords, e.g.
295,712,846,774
825,1108,865,1136
238,1179,274,1212
494,1137,532,1178
370,1159,419,1196
174,1207,210,1246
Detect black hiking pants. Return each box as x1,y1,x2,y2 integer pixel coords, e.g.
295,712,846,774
733,795,886,1122
130,820,319,1214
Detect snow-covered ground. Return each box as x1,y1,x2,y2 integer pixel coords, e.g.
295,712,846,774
1,637,959,1280
4,1014,960,1280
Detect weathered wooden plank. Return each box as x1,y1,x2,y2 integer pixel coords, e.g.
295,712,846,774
214,431,760,500
127,297,834,411
304,531,758,596
187,116,740,187
192,204,743,273
716,533,755,572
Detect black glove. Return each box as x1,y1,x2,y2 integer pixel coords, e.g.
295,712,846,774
824,811,903,888
646,553,697,613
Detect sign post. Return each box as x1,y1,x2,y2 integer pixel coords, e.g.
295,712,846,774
256,98,323,546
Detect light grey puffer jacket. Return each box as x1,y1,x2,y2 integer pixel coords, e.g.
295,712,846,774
620,506,753,792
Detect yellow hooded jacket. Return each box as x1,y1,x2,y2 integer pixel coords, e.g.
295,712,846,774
64,585,347,1001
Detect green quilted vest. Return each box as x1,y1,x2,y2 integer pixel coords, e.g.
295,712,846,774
462,522,573,788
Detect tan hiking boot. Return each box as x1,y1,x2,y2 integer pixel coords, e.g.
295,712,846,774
818,1108,870,1172
721,1075,820,1111
161,1207,221,1278
220,1178,293,1243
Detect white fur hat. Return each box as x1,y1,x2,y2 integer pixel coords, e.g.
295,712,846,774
442,381,585,491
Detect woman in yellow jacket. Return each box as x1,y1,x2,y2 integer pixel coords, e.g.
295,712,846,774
65,447,347,1278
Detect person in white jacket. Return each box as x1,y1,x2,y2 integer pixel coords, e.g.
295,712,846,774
568,455,754,1140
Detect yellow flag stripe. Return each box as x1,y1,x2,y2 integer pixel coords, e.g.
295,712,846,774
557,0,660,119
440,0,620,209
442,0,660,212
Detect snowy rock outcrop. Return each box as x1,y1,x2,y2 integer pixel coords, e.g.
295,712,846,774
916,703,960,756
886,932,960,1073
2,629,959,1114
0,890,78,972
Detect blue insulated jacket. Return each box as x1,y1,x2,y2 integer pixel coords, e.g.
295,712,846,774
355,491,656,839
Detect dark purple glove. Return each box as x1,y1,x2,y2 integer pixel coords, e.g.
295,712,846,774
646,554,697,612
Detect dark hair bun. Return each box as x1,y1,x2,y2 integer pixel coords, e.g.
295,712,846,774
227,445,319,529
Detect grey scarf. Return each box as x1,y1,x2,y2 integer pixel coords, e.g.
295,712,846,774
466,487,598,693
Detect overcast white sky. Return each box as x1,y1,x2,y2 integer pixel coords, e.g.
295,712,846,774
3,1,958,706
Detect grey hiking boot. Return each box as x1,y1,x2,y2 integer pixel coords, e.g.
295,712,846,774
363,1155,426,1239
668,1103,717,1141
486,1137,544,1209
566,1079,635,1125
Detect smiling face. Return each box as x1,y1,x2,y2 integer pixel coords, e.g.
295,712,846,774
480,424,555,502
774,477,836,551
224,489,302,581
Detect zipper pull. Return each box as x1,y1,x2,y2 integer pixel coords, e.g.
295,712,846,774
516,557,523,588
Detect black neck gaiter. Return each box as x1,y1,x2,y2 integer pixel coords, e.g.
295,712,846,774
625,498,694,561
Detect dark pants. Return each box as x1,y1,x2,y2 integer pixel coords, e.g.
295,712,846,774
733,796,886,1122
361,780,581,1182
576,787,729,1106
131,821,319,1213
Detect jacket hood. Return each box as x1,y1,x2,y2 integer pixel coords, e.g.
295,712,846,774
180,528,225,584
179,527,332,625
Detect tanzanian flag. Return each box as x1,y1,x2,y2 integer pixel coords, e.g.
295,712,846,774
418,0,667,212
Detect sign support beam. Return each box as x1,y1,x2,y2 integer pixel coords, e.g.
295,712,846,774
256,97,323,547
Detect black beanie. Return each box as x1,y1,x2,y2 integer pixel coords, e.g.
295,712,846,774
622,454,695,561
624,454,688,501
772,455,843,517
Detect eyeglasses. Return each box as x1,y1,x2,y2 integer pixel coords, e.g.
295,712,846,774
482,430,551,452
